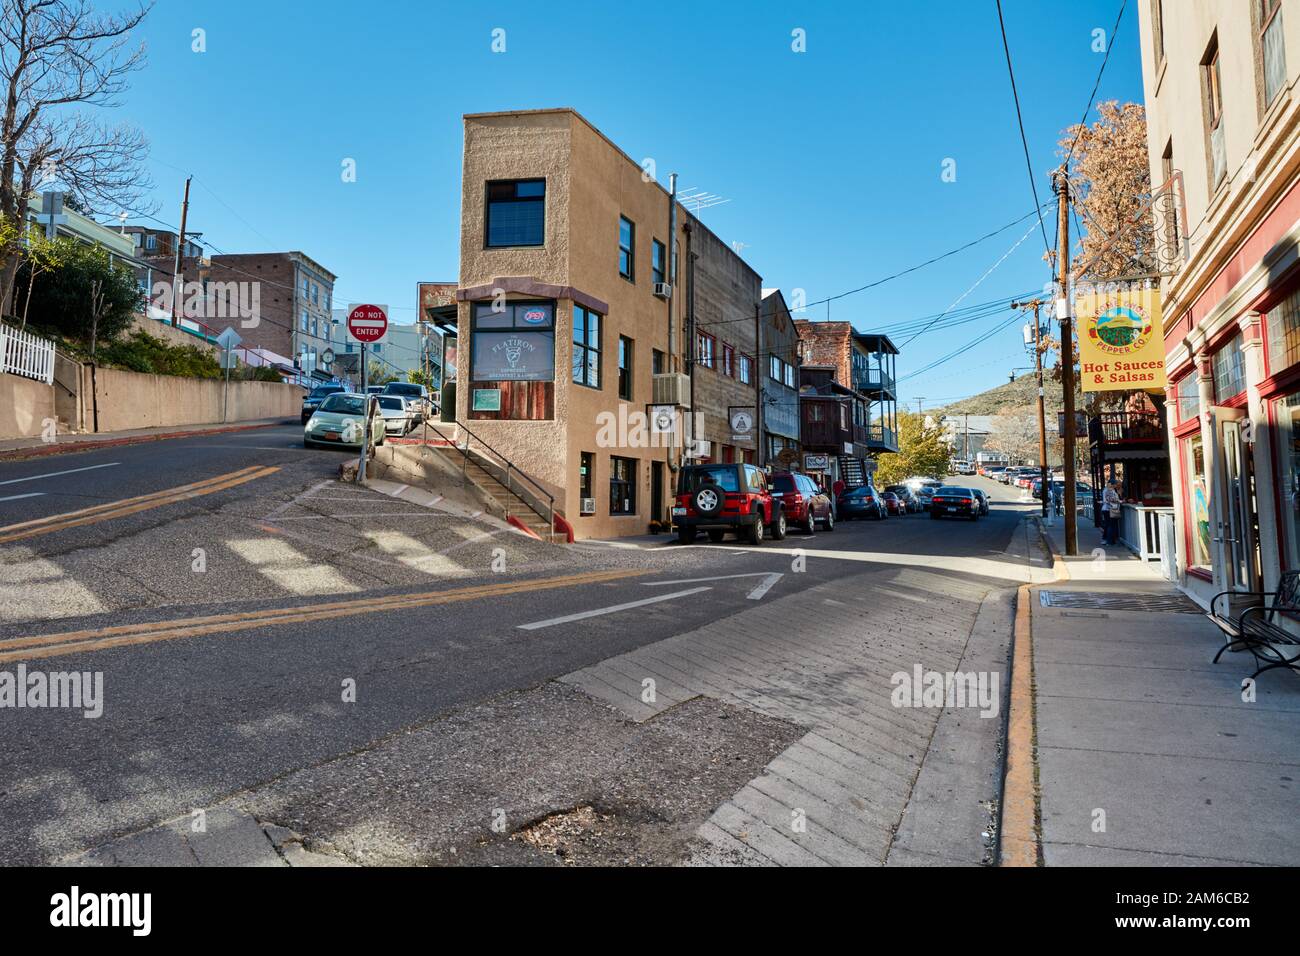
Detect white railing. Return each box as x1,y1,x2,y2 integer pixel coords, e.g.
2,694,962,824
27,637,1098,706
1119,504,1176,561
0,322,55,384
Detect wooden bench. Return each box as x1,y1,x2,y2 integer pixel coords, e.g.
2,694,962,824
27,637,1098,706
1209,571,1300,682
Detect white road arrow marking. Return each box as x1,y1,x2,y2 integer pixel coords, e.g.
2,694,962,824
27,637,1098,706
517,586,711,630
641,571,785,601
642,572,776,586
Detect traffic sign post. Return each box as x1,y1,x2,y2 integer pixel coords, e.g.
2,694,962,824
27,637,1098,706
216,327,242,424
347,305,388,482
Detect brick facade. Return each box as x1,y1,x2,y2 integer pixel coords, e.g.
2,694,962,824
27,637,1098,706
794,320,853,386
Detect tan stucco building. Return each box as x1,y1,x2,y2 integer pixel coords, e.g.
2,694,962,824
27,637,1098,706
1138,0,1300,605
453,108,766,539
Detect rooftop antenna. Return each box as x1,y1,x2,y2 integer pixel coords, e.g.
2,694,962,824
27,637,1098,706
677,186,731,215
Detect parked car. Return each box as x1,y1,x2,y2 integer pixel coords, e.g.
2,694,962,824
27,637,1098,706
914,486,936,508
885,484,923,513
1033,479,1092,501
1014,469,1039,490
380,381,432,419
303,393,385,450
972,488,990,516
375,395,416,436
981,465,1007,480
365,385,385,395
881,491,907,516
930,486,980,520
301,383,345,423
770,471,834,534
952,459,976,475
673,462,787,545
838,484,887,520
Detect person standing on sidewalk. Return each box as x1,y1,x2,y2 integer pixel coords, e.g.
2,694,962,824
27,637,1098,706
1102,479,1122,545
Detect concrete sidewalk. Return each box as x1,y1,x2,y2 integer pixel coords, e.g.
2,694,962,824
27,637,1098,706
1029,514,1300,865
0,418,295,460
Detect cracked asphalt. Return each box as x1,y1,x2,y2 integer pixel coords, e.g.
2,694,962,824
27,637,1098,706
0,425,1031,865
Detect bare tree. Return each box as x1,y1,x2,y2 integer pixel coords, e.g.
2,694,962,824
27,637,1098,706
985,406,1043,464
0,0,154,315
1059,101,1154,281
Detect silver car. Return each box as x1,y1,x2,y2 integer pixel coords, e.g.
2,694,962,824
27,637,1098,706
375,395,415,436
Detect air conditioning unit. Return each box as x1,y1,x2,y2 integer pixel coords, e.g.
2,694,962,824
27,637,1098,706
653,282,672,299
652,372,690,407
581,497,596,515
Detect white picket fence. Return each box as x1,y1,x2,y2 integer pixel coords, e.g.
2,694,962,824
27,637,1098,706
0,322,55,385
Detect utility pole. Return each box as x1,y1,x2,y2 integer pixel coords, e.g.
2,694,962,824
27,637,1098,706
914,397,926,416
170,176,192,329
1056,168,1079,555
1013,298,1050,519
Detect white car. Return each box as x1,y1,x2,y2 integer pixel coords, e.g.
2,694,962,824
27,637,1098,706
375,395,415,436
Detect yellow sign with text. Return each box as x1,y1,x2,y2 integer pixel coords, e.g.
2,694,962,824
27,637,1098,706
1076,287,1168,392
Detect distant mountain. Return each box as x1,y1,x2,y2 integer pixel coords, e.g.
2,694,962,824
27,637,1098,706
934,373,1080,418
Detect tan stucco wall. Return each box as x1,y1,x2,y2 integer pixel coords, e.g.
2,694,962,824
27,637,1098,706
90,367,303,432
0,372,55,439
1139,0,1300,242
457,109,698,539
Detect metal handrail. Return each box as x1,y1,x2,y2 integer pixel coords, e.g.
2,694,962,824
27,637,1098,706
420,414,557,539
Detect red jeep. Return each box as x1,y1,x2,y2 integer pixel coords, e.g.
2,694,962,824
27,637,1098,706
673,462,787,545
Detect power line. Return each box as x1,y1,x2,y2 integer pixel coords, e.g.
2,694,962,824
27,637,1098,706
895,216,1041,351
995,0,1053,258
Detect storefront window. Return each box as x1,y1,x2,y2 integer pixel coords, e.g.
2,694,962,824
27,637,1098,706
1212,335,1244,399
470,301,555,382
1267,287,1300,375
1184,434,1212,571
1176,373,1200,422
1274,391,1300,569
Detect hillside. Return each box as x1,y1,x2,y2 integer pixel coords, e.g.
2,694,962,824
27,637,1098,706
935,373,1081,418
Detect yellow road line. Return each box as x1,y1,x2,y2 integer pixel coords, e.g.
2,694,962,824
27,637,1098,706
0,466,279,544
1000,582,1041,866
0,568,646,664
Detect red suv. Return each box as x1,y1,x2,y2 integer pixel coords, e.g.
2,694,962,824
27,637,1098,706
769,471,834,534
674,463,787,545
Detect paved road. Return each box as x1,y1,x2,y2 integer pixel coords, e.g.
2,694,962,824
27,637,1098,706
0,434,1032,864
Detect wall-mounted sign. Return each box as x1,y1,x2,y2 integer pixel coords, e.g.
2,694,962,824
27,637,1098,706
1076,286,1168,392
470,331,555,382
804,454,831,471
472,388,502,412
729,406,755,443
649,404,676,435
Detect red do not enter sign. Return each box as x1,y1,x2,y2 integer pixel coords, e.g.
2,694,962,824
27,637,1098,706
347,304,388,343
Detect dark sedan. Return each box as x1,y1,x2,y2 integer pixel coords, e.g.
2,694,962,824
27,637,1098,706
930,486,980,520
837,485,887,520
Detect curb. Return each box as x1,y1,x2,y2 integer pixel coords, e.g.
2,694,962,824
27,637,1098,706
998,582,1041,866
0,421,288,462
999,517,1053,867
1032,516,1071,582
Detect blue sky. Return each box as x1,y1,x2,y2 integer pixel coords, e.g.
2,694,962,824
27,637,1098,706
109,0,1142,408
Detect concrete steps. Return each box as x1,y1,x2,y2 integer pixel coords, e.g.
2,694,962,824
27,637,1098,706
431,445,563,542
